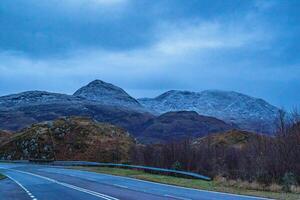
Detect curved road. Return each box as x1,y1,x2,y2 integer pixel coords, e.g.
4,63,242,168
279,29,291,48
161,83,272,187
0,163,271,200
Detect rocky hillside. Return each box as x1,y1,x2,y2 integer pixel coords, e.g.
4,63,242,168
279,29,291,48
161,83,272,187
193,129,266,149
0,130,12,145
0,117,135,162
138,111,236,143
139,90,279,134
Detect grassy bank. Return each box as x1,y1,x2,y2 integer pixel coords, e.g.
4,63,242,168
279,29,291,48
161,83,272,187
72,166,299,200
0,173,6,180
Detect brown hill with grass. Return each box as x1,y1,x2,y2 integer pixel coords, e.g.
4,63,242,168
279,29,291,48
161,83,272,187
0,117,135,162
0,130,12,145
193,129,266,149
139,111,236,143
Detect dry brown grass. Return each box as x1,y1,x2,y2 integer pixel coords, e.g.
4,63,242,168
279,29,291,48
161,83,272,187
214,175,300,195
74,167,300,200
268,183,282,192
290,185,300,194
214,177,262,191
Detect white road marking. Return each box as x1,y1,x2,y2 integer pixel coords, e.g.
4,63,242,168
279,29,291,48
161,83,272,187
164,194,192,200
12,169,119,200
113,184,129,189
2,165,273,200
84,170,274,200
5,174,38,200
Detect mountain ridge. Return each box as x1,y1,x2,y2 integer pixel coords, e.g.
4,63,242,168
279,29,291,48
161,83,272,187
138,89,279,134
0,80,279,135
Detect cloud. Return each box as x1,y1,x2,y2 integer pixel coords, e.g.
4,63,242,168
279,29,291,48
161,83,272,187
0,0,299,109
153,21,268,55
80,0,127,5
47,0,128,7
0,17,286,91
61,0,128,9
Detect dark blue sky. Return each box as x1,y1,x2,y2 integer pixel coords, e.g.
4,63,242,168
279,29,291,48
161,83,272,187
0,0,299,109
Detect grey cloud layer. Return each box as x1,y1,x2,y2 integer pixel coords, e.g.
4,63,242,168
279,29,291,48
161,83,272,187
0,0,299,109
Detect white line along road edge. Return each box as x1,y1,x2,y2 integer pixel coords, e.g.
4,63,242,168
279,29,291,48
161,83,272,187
11,169,119,200
5,174,38,200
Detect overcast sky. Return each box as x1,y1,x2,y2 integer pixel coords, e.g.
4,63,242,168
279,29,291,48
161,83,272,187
0,0,299,109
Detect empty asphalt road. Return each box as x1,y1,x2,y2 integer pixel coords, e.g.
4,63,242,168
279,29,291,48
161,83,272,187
0,163,271,200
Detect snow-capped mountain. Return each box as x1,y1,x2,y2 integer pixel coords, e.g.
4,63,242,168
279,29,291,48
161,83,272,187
0,80,280,135
74,80,144,111
138,90,280,134
0,80,153,132
0,91,80,108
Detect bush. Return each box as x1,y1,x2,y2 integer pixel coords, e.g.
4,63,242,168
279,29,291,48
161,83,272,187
171,161,182,171
282,172,297,192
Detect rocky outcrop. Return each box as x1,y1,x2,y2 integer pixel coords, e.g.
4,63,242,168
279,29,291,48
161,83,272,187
193,129,267,149
0,117,135,162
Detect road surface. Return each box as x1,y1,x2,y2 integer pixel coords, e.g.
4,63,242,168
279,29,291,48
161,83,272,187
0,163,271,200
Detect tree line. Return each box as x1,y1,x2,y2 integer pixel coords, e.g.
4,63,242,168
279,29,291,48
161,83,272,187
129,110,300,190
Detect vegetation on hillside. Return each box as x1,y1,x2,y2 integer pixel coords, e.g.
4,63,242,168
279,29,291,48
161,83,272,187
0,173,5,180
0,110,299,197
130,110,300,194
0,130,12,145
138,111,235,143
73,166,300,200
0,117,135,162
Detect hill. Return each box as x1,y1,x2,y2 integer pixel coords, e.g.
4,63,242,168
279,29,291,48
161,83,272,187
139,111,236,143
0,130,12,145
0,117,135,162
193,129,266,149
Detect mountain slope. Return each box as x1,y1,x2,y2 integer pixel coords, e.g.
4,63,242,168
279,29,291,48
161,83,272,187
0,117,135,162
0,91,81,108
139,111,236,143
193,129,266,149
74,80,144,111
0,130,12,145
138,90,279,134
0,80,279,143
0,102,154,136
0,80,154,134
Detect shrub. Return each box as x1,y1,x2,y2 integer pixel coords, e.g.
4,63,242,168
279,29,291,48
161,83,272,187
282,172,297,192
171,161,182,171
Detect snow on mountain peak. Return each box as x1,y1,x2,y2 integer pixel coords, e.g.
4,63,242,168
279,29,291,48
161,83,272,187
73,80,143,110
0,91,79,107
138,89,279,134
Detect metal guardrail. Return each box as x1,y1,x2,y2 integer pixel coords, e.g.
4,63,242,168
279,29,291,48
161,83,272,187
53,161,211,181
0,160,211,181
